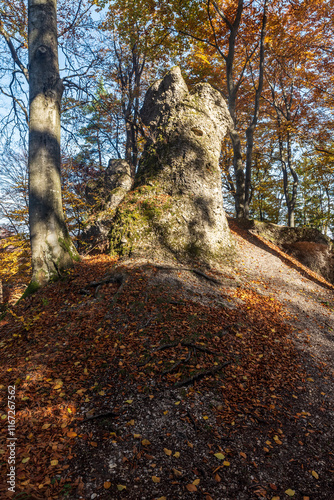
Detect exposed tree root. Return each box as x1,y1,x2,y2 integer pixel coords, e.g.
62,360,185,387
155,265,221,284
174,361,231,388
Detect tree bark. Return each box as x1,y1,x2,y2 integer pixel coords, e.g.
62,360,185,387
244,0,268,218
28,0,79,288
229,128,245,218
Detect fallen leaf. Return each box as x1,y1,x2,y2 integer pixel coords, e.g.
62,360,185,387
152,476,160,483
22,457,30,464
186,483,197,492
164,448,172,456
67,431,77,438
117,484,126,491
193,478,200,485
285,489,295,497
273,435,282,445
104,482,111,489
42,423,51,430
311,470,319,479
174,452,180,458
50,460,58,466
142,439,151,446
214,453,225,460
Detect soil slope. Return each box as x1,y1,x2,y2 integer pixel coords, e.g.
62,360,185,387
0,219,333,500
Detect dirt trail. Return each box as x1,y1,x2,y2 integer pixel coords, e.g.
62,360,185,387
229,221,334,371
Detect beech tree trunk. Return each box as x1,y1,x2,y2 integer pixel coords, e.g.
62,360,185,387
28,0,78,288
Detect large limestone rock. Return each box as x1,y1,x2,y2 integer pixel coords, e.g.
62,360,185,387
85,159,133,210
108,67,234,262
81,159,133,252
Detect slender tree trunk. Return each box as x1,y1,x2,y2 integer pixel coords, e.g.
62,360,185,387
229,128,245,218
28,0,79,288
244,124,254,217
286,130,298,227
244,0,268,218
125,120,137,177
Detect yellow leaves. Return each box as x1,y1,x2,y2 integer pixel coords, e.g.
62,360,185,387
22,457,30,463
0,233,31,290
214,453,225,460
285,489,295,496
117,484,126,491
311,470,319,479
103,481,111,489
163,448,172,456
273,435,283,445
173,451,180,458
54,380,63,390
194,52,211,65
141,439,151,446
50,459,58,466
42,423,51,430
67,431,77,438
151,476,160,483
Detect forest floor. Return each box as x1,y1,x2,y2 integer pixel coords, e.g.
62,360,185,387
0,218,333,500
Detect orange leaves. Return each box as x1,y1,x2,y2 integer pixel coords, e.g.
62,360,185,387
66,431,77,438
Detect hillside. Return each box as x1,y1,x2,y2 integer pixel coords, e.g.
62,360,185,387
0,219,333,499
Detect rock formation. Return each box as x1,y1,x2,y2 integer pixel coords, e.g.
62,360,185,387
249,220,334,283
81,159,133,252
108,66,234,262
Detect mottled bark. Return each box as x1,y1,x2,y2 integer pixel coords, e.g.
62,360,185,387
28,0,78,287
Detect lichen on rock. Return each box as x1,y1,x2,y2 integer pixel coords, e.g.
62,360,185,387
108,66,234,263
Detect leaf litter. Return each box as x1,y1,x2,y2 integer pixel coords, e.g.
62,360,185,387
0,220,333,499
